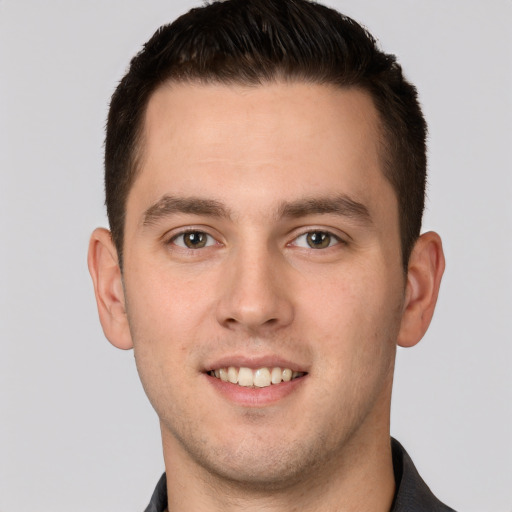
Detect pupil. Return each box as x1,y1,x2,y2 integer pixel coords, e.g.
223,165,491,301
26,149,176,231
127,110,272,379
307,231,329,248
185,232,206,248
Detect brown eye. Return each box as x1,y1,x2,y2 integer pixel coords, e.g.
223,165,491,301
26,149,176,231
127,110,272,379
173,231,213,249
306,231,333,249
292,230,340,250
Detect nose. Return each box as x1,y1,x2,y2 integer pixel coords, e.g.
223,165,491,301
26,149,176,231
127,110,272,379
215,246,294,333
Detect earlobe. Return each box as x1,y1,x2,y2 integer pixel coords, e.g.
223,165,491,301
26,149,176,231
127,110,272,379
397,231,445,348
87,228,134,350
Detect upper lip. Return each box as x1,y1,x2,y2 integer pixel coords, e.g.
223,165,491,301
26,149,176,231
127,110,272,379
203,354,309,373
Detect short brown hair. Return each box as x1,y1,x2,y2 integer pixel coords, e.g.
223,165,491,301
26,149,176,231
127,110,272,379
105,0,427,270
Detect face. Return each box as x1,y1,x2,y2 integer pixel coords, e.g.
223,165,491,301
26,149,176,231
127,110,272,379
121,82,406,487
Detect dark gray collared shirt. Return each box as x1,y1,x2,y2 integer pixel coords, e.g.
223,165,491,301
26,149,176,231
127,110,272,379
144,438,456,512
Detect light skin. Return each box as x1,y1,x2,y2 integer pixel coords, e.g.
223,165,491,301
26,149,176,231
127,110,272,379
88,82,444,512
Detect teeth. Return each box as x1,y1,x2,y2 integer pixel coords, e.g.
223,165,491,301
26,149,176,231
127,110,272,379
209,366,305,388
271,367,282,384
227,366,238,384
238,367,254,387
253,368,271,387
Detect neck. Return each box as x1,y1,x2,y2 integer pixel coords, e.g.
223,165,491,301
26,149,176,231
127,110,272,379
161,426,395,512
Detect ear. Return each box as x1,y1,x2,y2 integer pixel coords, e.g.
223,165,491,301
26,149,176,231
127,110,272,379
87,228,133,350
397,231,445,348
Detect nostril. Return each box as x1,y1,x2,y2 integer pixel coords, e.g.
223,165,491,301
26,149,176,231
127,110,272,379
215,283,294,331
223,316,280,331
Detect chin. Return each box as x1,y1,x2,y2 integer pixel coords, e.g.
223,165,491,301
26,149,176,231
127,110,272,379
200,451,316,491
172,424,335,491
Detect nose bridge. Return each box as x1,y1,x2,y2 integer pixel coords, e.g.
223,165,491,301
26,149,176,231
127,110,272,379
216,238,293,332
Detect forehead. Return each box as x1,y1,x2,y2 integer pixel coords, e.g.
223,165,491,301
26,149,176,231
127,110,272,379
129,81,394,221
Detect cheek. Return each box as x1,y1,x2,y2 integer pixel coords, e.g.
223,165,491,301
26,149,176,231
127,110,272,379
127,261,213,326
123,268,210,420
123,264,218,380
304,264,403,367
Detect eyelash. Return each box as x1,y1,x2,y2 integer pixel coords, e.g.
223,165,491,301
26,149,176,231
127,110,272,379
290,230,343,250
166,228,345,251
168,229,218,250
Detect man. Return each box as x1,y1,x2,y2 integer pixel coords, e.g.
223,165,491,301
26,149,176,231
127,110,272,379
88,0,453,510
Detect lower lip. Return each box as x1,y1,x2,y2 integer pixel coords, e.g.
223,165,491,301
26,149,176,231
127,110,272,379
205,373,307,407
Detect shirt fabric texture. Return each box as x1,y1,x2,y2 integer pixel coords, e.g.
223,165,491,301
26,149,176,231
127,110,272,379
143,438,456,512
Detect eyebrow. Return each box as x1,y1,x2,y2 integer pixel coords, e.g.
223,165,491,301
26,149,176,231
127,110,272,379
277,195,373,225
142,193,372,227
143,195,232,226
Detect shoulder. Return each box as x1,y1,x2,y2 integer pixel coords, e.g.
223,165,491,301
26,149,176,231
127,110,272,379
144,473,168,512
391,438,456,512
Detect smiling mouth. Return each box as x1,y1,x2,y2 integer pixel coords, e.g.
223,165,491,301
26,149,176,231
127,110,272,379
207,366,307,388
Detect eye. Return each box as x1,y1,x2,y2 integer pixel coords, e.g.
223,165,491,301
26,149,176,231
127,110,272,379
292,230,340,249
171,231,216,249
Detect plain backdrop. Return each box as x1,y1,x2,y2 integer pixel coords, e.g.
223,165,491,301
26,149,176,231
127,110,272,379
1,1,511,511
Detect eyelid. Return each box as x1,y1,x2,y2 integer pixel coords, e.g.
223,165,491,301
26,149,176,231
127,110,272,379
173,233,215,249
287,227,348,248
165,226,222,249
292,232,340,249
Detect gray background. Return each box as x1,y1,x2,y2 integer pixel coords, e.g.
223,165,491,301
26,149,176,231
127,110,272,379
1,1,511,510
